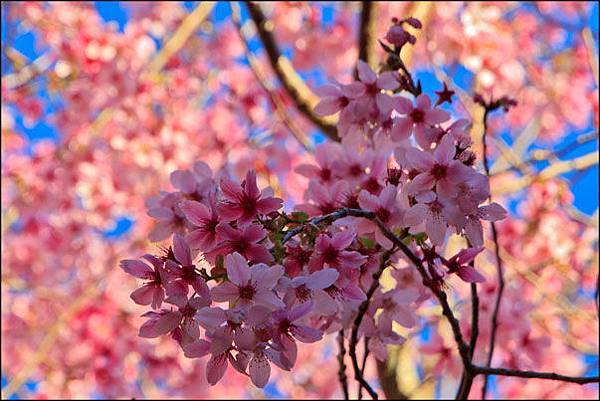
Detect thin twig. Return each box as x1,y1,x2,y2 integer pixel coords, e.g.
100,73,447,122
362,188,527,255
338,330,350,400
480,107,506,400
349,247,397,400
474,366,600,385
456,281,480,399
358,337,371,400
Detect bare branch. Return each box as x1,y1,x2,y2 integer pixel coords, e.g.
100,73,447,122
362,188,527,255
230,2,313,151
356,2,378,72
245,2,339,140
338,330,350,400
349,247,397,400
474,366,600,385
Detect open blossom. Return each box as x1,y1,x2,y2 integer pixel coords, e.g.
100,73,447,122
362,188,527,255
445,247,486,283
357,185,404,248
211,222,273,264
120,254,167,309
146,192,188,242
308,230,366,273
179,197,220,251
163,234,210,306
295,142,342,184
217,170,282,225
353,60,400,116
211,252,284,310
392,94,450,142
403,193,464,246
313,81,365,117
405,134,477,199
281,268,339,315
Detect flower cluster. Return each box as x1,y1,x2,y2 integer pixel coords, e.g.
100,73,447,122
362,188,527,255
122,18,507,389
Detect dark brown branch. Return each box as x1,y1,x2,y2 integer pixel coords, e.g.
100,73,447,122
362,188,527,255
376,358,408,400
230,2,313,151
338,330,350,400
349,247,397,400
473,366,600,385
480,107,506,400
456,270,480,398
245,2,339,141
356,1,378,76
358,337,371,400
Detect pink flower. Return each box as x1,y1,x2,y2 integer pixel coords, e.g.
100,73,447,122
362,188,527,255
146,192,188,242
405,135,476,199
179,197,220,251
446,247,486,283
314,81,365,117
211,223,273,264
463,202,507,247
295,142,342,183
308,230,367,272
139,296,206,344
282,268,339,315
211,252,284,309
217,170,282,225
120,254,167,310
357,185,403,248
270,302,323,369
391,94,449,142
162,234,210,307
361,316,406,361
371,288,419,328
403,194,465,246
354,61,400,116
282,242,313,277
296,180,349,216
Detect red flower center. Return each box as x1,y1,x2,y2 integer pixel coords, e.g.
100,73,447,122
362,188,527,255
322,246,339,264
410,108,425,123
431,163,447,179
239,284,256,300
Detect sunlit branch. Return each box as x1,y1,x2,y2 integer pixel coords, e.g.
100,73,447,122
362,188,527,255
245,2,339,140
230,2,313,152
356,2,378,73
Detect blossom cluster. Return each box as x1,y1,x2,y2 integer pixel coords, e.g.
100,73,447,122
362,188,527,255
121,19,507,388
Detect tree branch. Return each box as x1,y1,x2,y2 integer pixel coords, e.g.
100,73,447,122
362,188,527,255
338,330,350,400
356,1,378,73
456,281,480,399
473,366,600,385
349,247,397,400
245,2,339,140
230,2,313,152
479,107,506,400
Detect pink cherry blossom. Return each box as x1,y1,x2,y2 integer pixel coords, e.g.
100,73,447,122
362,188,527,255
217,170,283,225
211,253,284,310
392,94,450,142
120,254,167,309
